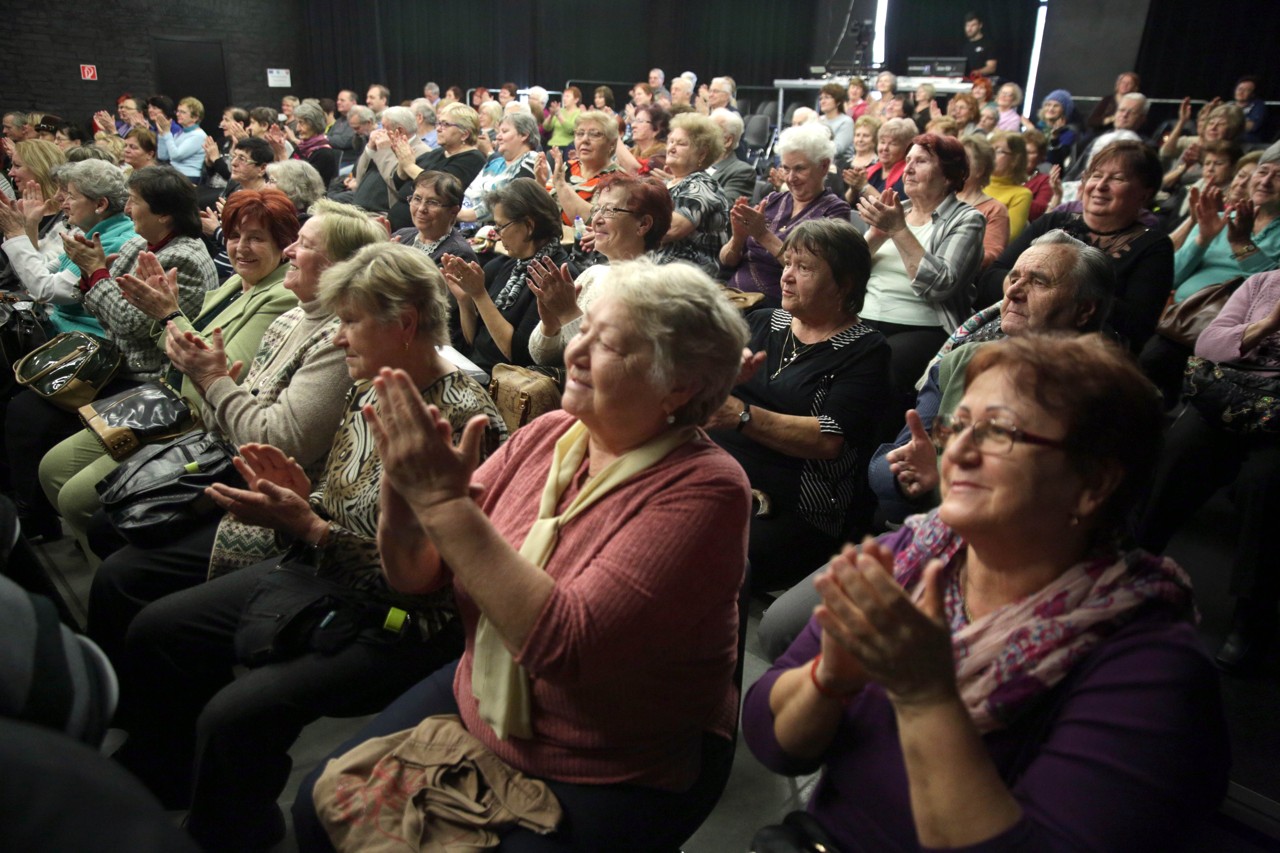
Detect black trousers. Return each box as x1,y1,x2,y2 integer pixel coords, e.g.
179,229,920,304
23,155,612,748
749,507,843,593
1137,405,1280,618
291,660,736,853
1138,334,1192,410
116,556,464,852
863,320,949,444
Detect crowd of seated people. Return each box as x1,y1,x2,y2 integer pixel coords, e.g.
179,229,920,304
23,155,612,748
0,56,1276,852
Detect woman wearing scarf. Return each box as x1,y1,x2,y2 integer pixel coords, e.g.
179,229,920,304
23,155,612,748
744,334,1229,852
442,178,576,370
292,258,752,851
287,102,339,189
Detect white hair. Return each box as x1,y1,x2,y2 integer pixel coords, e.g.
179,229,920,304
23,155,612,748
527,86,548,103
710,107,744,146
380,106,417,135
776,123,836,165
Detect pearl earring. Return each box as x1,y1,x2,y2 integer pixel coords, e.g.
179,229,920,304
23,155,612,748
665,413,676,425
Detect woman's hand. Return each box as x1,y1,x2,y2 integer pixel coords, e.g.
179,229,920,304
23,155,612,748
206,443,321,539
649,167,673,184
199,206,220,237
116,252,181,318
841,166,867,195
1179,143,1201,167
364,367,490,514
534,152,550,185
61,232,109,275
265,125,288,161
440,254,487,301
547,100,560,116
706,395,747,432
202,135,221,165
1193,184,1227,245
1047,164,1063,209
549,147,566,187
886,410,939,498
856,188,907,238
94,110,116,134
815,538,955,708
18,180,51,225
1176,96,1192,125
730,197,769,241
165,325,244,391
1227,198,1256,246
0,195,26,239
527,257,581,334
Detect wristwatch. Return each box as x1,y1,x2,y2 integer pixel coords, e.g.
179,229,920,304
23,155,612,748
737,401,752,432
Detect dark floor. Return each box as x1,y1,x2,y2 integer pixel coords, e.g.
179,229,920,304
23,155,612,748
29,485,1280,852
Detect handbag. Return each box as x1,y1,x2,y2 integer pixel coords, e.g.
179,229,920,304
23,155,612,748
1183,355,1280,434
233,554,416,667
78,380,197,461
721,285,767,313
488,364,562,434
95,430,243,547
0,297,50,366
13,331,122,412
750,811,842,853
1155,276,1245,349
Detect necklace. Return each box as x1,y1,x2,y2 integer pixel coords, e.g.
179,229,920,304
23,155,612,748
771,326,820,379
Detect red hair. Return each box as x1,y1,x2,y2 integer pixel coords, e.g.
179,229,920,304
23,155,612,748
594,173,673,249
911,133,969,193
221,188,300,249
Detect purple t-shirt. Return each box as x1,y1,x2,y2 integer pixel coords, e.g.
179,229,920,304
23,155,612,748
727,190,851,302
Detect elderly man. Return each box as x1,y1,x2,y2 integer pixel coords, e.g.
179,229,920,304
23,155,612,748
756,229,1117,659
411,98,438,149
1071,92,1148,178
648,68,670,102
366,84,390,118
333,105,424,213
423,81,441,108
700,76,738,115
670,77,694,108
707,108,756,199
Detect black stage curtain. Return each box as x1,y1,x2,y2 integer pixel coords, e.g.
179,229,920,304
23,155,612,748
885,0,1039,88
304,0,818,99
1135,0,1276,100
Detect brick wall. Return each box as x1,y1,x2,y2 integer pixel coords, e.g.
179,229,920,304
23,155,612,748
1,0,306,130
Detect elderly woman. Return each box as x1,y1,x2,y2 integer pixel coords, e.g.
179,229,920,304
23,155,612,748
867,71,897,119
1035,89,1079,167
0,139,67,291
121,128,159,174
993,83,1023,132
985,130,1033,238
265,158,326,212
455,112,539,233
39,189,301,546
82,200,385,663
657,112,730,275
957,135,1009,271
1088,71,1141,131
0,159,136,337
850,115,879,173
846,76,869,120
290,258,750,852
615,103,668,176
287,102,338,189
1161,100,1245,190
745,333,1228,852
156,97,208,181
444,178,576,370
947,92,979,137
5,165,216,538
528,173,672,365
477,101,505,151
390,170,477,266
709,218,890,590
543,85,582,152
818,82,854,164
721,125,851,304
112,243,505,852
844,117,915,203
979,141,1173,353
1021,129,1054,221
549,109,619,225
856,133,986,409
387,102,486,231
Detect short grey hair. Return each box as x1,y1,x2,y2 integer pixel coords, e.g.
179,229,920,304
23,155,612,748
1118,92,1148,116
526,86,549,103
292,102,327,136
62,159,128,216
346,106,374,126
318,242,449,347
880,117,918,145
998,82,1023,108
410,98,437,127
266,159,325,210
776,124,835,166
424,81,440,97
710,108,744,147
500,112,540,150
380,106,417,136
1028,229,1115,332
592,257,748,427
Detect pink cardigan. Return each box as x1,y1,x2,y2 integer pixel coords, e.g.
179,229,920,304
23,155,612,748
452,411,752,790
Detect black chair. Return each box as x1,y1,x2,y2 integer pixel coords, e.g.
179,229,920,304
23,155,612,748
755,100,778,120
782,102,806,126
736,98,753,116
742,114,773,168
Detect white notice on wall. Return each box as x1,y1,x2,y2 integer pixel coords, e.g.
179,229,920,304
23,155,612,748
267,68,292,88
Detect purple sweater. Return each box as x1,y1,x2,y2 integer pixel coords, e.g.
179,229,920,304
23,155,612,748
742,530,1230,852
1196,269,1280,371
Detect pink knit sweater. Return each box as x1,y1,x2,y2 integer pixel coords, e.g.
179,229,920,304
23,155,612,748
451,411,751,791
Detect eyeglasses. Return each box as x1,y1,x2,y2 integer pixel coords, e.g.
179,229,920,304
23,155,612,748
590,205,636,220
931,413,1068,455
574,130,606,140
492,219,522,236
436,120,459,130
230,155,257,166
410,195,447,210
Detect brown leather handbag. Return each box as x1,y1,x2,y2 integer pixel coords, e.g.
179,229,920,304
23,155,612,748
488,364,562,434
1155,276,1245,348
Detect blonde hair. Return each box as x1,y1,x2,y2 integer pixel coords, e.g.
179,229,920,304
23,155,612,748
669,112,724,170
439,102,480,144
178,97,205,121
14,139,66,199
308,199,389,262
318,242,449,347
576,110,619,146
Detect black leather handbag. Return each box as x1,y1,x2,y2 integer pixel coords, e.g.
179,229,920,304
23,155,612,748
79,380,197,461
95,430,243,547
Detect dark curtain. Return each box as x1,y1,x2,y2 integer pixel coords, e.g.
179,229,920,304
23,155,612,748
1135,0,1276,99
304,0,817,100
885,0,1039,88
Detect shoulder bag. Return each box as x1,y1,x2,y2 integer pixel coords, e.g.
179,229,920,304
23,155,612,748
1155,276,1245,349
488,364,562,434
14,331,121,412
79,380,197,461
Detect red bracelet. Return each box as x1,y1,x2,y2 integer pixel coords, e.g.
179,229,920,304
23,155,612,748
809,653,855,701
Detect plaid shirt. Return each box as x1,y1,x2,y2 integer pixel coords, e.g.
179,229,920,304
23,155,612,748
81,235,216,380
906,194,987,331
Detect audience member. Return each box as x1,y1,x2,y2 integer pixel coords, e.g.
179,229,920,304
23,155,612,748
656,112,730,275
985,130,1033,238
615,103,668,176
843,116,915,203
549,110,619,225
817,82,853,164
957,134,1010,270
543,85,582,153
707,108,756,200
1234,75,1267,142
1087,71,1140,132
455,112,539,233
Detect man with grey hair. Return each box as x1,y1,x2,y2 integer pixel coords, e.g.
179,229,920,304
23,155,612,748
648,68,670,102
758,230,1118,659
706,108,755,199
1073,92,1148,177
411,98,438,149
422,81,441,107
669,76,694,108
334,105,425,212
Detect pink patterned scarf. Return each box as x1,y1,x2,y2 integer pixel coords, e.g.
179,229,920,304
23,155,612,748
893,511,1196,733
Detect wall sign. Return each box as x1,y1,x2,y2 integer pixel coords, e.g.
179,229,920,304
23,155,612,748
267,68,292,88
80,65,98,81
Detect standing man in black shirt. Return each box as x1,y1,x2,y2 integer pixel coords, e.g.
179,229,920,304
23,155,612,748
963,12,998,79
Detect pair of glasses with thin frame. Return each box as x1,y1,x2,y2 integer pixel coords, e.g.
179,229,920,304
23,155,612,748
930,414,1067,455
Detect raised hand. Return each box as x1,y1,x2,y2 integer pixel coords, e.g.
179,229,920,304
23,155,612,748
202,135,221,165
237,442,312,498
116,254,181,319
94,110,117,134
730,198,769,241
886,409,940,498
1227,197,1256,246
549,147,566,186
534,152,550,185
165,325,243,391
199,206,220,237
206,443,319,538
1193,184,1227,244
61,232,109,275
0,195,26,238
440,254,486,301
856,187,906,237
265,125,288,160
527,256,581,333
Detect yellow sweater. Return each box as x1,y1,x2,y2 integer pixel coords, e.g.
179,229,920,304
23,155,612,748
985,174,1033,239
